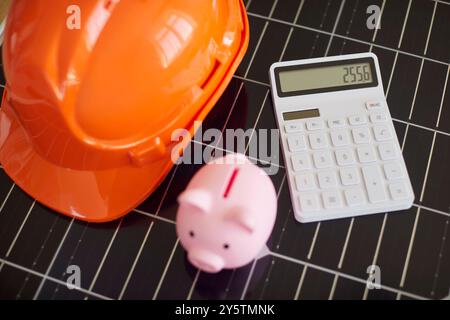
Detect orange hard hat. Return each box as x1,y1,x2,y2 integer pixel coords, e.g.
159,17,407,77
0,0,249,222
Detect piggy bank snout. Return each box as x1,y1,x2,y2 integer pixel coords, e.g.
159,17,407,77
188,248,225,273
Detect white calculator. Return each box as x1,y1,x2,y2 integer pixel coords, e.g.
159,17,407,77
269,53,414,223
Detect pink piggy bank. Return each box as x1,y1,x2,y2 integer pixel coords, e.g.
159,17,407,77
176,153,277,273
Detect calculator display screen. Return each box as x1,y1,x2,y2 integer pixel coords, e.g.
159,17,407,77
275,58,378,97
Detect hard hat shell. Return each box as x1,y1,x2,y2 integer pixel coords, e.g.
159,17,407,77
0,0,249,222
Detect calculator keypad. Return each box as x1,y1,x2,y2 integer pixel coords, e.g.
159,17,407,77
283,103,412,218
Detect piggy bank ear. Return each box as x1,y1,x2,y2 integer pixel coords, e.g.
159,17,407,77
226,207,255,234
177,189,211,214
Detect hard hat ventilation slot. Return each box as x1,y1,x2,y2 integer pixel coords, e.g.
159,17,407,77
200,59,221,90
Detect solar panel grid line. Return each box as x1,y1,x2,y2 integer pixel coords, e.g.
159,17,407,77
117,221,155,300
246,11,450,67
0,183,14,214
86,217,124,293
240,259,257,299
233,74,269,87
407,60,425,121
433,0,450,6
154,166,179,217
277,0,305,61
362,212,388,300
306,223,320,260
424,1,438,56
0,257,111,300
244,89,270,154
335,0,358,56
33,217,74,299
212,83,244,150
370,0,386,44
186,270,200,300
293,265,308,299
398,207,421,290
397,0,413,49
436,67,450,127
419,132,437,202
337,218,354,269
385,52,398,96
152,239,179,300
0,201,36,271
392,117,450,137
412,204,450,218
324,0,346,57
132,209,176,225
14,211,64,299
48,221,91,299
269,250,427,300
328,274,339,300
269,175,289,251
244,0,280,78
430,218,450,297
257,258,276,299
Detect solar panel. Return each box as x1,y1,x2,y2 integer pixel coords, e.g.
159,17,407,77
0,0,449,300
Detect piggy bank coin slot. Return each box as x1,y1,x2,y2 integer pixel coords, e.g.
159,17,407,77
223,168,239,198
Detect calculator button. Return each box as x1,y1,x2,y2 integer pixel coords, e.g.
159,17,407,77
322,190,343,209
348,115,367,126
287,134,306,152
291,153,311,172
339,167,360,186
330,130,350,147
370,113,388,123
317,170,338,189
335,148,356,166
373,125,392,141
378,143,397,160
344,188,366,207
306,119,324,131
362,165,387,203
328,118,346,128
285,122,303,133
295,173,315,191
388,182,409,200
313,151,333,169
352,127,371,144
309,133,328,149
384,163,404,180
366,101,383,110
357,145,377,163
298,193,320,212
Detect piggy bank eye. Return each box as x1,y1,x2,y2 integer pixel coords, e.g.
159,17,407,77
223,243,230,250
189,230,195,238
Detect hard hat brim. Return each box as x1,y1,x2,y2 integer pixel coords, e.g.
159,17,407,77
0,99,173,222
